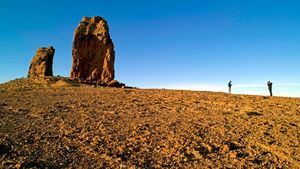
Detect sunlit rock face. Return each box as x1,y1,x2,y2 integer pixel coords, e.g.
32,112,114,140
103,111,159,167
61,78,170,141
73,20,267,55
70,16,115,84
28,46,55,77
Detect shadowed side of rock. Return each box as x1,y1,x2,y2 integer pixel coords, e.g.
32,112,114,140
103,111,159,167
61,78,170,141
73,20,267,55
28,46,55,77
70,16,115,84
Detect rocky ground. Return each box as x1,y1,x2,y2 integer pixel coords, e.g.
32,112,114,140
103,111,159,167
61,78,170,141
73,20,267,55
0,78,299,168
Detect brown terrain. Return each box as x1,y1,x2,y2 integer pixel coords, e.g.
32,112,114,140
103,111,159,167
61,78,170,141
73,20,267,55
0,77,299,168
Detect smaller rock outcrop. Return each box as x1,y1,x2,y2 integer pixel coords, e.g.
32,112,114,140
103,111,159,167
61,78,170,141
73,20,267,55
28,46,55,78
107,80,125,88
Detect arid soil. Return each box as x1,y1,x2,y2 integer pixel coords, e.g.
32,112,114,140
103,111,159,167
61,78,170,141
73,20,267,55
0,78,299,168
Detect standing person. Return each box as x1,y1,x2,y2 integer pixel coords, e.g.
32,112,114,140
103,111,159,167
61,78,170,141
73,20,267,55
267,81,273,96
228,81,232,94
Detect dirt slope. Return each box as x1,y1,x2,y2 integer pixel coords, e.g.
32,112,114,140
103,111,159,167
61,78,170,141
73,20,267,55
0,78,299,168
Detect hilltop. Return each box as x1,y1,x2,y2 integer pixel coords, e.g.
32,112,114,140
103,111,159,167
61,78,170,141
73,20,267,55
0,78,299,168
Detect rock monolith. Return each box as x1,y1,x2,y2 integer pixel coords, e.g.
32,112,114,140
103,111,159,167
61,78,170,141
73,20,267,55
70,16,115,84
28,46,55,77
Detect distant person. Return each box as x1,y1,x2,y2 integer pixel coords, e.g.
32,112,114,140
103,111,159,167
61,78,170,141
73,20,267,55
267,81,273,96
228,81,232,94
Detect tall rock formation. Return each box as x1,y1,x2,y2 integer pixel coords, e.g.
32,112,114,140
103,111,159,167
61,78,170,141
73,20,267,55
70,16,115,84
28,46,55,77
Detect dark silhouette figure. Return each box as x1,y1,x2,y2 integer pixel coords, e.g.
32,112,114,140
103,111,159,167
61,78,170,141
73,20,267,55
228,81,232,94
267,81,273,96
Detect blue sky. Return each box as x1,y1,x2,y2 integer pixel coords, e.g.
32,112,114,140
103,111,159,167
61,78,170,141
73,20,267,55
0,0,300,97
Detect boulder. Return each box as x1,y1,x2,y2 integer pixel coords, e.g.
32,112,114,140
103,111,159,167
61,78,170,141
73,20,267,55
70,16,115,84
107,80,125,88
28,46,55,77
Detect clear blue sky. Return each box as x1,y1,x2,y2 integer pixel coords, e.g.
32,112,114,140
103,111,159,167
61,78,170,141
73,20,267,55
1,0,300,97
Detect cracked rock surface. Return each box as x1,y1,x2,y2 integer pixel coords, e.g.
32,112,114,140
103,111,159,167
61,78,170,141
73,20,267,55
28,47,55,78
71,16,115,84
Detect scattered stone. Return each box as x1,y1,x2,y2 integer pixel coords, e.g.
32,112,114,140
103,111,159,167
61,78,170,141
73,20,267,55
0,102,7,107
28,46,55,78
71,16,115,84
228,141,244,150
199,143,212,155
191,149,202,159
0,144,11,155
229,151,237,158
247,111,263,116
2,160,14,167
15,160,26,169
